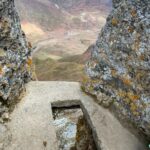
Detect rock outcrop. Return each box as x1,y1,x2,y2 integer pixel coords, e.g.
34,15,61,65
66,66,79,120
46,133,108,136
0,0,32,117
83,0,150,139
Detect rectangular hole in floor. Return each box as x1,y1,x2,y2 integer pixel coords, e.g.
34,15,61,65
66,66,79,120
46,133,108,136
52,103,97,150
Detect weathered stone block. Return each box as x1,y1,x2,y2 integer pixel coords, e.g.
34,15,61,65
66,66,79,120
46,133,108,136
0,0,32,115
84,0,150,139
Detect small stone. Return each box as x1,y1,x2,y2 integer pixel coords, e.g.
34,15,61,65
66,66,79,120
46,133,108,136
43,141,47,147
2,113,10,122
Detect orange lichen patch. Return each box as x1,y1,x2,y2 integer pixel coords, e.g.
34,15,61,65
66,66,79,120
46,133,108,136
118,90,127,98
127,92,139,101
139,54,145,61
0,66,2,75
122,77,132,86
111,69,117,77
130,102,137,112
28,42,32,48
27,58,32,66
93,60,99,64
118,90,139,101
128,26,134,33
111,18,118,26
131,9,137,17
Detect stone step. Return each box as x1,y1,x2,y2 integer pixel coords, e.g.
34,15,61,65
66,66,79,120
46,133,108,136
4,81,147,150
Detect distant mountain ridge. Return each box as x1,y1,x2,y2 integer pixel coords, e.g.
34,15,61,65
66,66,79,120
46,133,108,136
51,0,112,15
15,0,112,32
51,0,112,10
15,0,65,31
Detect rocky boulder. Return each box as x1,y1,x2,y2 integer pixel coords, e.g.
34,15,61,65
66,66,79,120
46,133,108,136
83,0,150,139
0,0,32,116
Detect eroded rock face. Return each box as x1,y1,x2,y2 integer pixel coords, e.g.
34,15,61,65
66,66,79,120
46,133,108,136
83,0,150,138
0,0,32,116
112,0,122,8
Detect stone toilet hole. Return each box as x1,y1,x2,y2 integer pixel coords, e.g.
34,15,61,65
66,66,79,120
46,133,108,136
51,101,97,150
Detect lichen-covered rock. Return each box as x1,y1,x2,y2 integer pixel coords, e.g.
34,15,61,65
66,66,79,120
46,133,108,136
112,0,122,8
83,0,150,138
0,0,32,115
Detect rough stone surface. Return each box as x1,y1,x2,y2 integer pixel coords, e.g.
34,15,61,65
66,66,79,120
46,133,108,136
3,81,147,150
0,124,11,149
0,0,32,116
75,116,97,150
83,0,150,138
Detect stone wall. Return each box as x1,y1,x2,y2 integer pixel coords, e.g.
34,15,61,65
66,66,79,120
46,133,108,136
0,0,32,116
83,0,150,138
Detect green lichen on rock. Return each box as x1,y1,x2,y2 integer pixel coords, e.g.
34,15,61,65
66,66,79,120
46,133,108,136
0,0,32,117
83,0,150,139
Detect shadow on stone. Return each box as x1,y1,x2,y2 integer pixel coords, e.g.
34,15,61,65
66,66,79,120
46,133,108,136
52,101,97,150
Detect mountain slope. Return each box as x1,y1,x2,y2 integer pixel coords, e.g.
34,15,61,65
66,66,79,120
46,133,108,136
51,0,112,11
15,0,65,31
15,0,112,32
15,0,112,82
